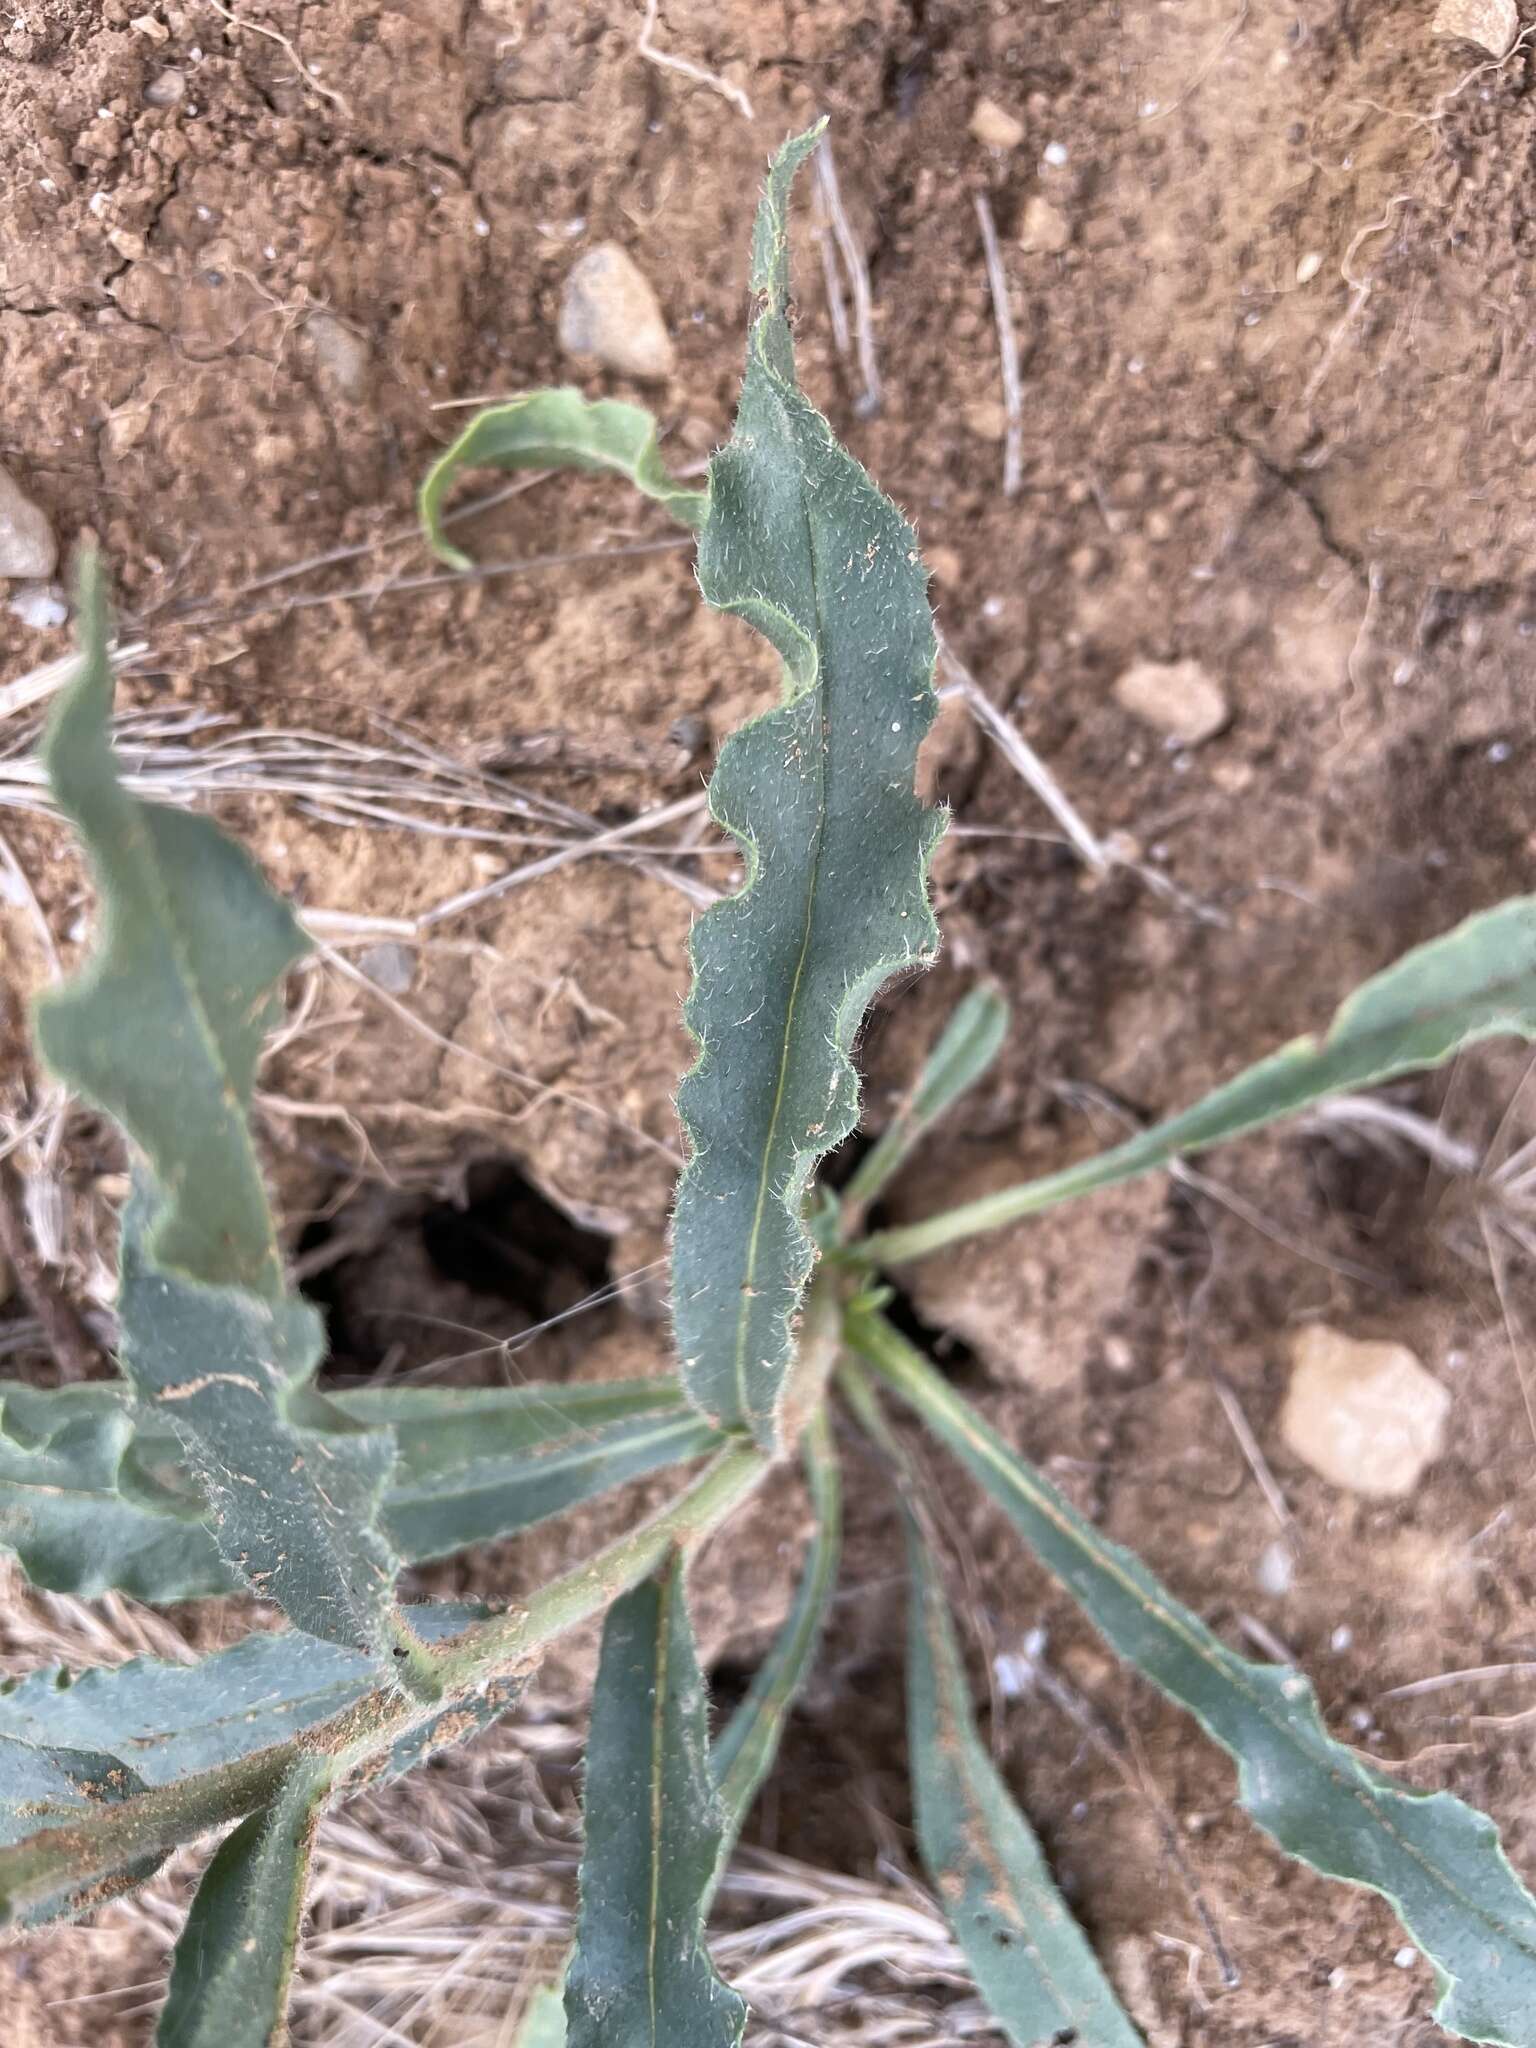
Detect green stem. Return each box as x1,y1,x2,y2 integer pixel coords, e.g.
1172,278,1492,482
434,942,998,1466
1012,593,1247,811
851,1133,1158,1267
0,1442,767,1925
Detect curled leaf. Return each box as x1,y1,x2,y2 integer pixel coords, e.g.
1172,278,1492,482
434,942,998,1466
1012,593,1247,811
672,123,945,1449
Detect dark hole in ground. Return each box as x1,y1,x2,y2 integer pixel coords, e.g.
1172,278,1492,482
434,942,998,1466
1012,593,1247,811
297,1158,615,1377
420,1158,611,1307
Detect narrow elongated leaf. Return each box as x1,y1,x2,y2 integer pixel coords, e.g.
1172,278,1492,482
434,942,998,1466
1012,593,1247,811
904,1520,1144,2048
0,1376,719,1601
508,1406,820,2048
32,568,409,1666
35,558,302,1303
157,1754,330,2048
419,388,708,569
565,1554,746,2048
855,1311,1536,2048
843,985,1009,1213
0,1605,481,1786
672,123,944,1450
711,1406,841,1850
343,1378,722,1563
863,896,1536,1265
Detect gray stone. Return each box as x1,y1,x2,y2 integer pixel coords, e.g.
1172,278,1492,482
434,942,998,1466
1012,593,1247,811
357,942,417,995
558,244,675,383
0,465,57,581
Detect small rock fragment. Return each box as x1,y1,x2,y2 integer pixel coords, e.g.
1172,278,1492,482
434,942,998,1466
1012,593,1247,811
962,399,1008,442
1431,0,1518,58
0,465,56,582
1019,194,1072,254
7,582,68,631
558,244,675,382
925,543,963,588
1280,1324,1451,1499
357,942,417,996
1294,249,1324,285
970,96,1025,150
306,312,370,401
143,66,185,106
1112,657,1228,746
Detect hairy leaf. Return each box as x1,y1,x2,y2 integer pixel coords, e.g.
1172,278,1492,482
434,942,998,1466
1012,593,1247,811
33,568,411,1666
863,896,1536,1265
904,1520,1144,2048
856,1311,1536,2048
118,1183,405,1664
0,1376,720,1601
0,1381,222,1602
672,123,944,1449
0,1448,765,1932
344,1377,722,1562
711,1406,840,1850
0,1605,481,1785
419,388,708,569
0,1734,156,1925
843,985,1009,1214
35,558,303,1303
565,1555,746,2048
157,1754,329,2048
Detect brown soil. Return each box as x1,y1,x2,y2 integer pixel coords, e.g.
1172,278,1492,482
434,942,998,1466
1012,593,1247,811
5,2,1536,2042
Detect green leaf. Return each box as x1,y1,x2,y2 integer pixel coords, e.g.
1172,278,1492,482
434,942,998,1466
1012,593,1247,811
515,1984,571,2048
0,1605,481,1786
118,1182,405,1664
672,122,945,1450
711,1405,840,1852
0,1376,721,1602
842,985,1009,1214
861,896,1536,1265
565,1554,746,2048
344,1377,723,1563
419,389,708,569
0,1381,227,1602
31,565,412,1668
904,1518,1144,2048
0,1734,156,1926
35,556,303,1303
156,1754,329,2048
855,1310,1536,2048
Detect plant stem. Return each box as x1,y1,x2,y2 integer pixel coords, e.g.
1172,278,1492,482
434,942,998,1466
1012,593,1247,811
0,1442,767,1924
851,1136,1156,1267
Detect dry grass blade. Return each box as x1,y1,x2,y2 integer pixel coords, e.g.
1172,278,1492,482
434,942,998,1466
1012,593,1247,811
971,194,1023,498
814,142,882,419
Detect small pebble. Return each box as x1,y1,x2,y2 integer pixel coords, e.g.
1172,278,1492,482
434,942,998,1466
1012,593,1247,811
559,243,675,382
306,312,370,401
357,942,416,996
1018,194,1072,254
1295,249,1324,284
7,581,68,630
1112,657,1229,746
0,463,57,581
970,96,1025,150
1431,0,1518,58
1256,1540,1294,1597
1280,1324,1450,1499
